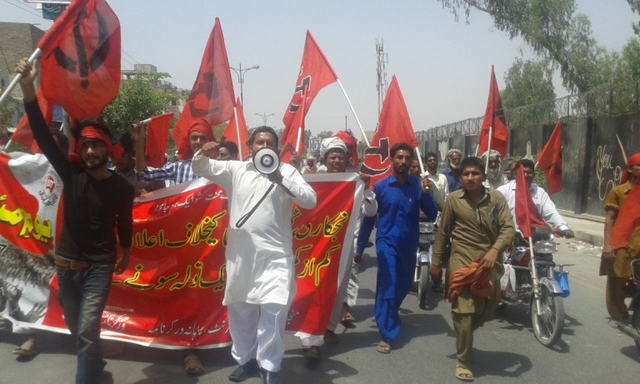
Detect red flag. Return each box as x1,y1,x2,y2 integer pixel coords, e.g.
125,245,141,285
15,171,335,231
38,0,121,120
537,120,563,194
11,89,54,153
145,113,174,168
222,98,251,160
514,166,547,238
173,18,235,159
361,76,418,186
332,130,358,169
610,185,640,250
478,65,509,158
281,31,338,162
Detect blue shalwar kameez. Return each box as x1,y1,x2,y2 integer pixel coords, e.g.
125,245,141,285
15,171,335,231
357,174,437,343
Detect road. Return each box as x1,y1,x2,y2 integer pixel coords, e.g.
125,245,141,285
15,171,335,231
1,238,638,383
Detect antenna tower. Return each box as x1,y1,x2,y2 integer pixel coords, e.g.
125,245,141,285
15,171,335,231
375,39,388,117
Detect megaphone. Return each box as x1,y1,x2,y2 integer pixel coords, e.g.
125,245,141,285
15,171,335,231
253,147,280,175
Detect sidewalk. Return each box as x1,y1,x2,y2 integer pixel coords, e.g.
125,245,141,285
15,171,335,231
560,211,604,247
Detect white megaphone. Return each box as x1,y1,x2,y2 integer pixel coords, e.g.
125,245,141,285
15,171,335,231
253,147,280,175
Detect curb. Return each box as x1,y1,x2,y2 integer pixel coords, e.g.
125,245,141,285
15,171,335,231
574,230,603,247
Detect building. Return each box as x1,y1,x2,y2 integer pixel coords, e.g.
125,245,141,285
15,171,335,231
122,64,189,115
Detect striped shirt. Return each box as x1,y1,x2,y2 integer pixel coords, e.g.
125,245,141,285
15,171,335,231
137,160,197,185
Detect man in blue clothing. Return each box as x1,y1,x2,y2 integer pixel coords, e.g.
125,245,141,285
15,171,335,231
442,148,463,192
357,142,438,354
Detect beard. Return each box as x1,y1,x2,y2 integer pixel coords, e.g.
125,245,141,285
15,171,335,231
449,163,460,170
84,155,108,170
487,166,503,181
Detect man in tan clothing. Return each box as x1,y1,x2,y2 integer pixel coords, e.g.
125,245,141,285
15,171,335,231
431,156,515,381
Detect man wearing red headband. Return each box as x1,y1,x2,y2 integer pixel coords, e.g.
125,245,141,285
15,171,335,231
602,152,640,321
17,59,134,384
131,119,215,186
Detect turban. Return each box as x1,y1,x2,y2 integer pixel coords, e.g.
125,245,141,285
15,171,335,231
333,130,358,168
320,137,347,159
177,119,215,160
621,152,640,184
446,148,462,158
480,149,502,161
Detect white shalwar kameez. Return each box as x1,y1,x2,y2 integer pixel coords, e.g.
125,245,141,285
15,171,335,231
192,151,317,372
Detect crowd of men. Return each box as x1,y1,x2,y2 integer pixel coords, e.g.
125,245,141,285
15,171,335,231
2,58,639,384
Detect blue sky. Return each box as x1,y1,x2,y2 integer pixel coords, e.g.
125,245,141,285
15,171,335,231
0,0,636,138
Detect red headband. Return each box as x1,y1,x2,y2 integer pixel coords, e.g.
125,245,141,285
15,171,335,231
177,120,216,160
621,152,640,184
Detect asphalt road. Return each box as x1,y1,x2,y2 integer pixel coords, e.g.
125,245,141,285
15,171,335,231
1,238,638,384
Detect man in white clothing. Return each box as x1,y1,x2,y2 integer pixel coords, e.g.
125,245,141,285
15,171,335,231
481,149,508,189
193,126,317,384
496,158,574,238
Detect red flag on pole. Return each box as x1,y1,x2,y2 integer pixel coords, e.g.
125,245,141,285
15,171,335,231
38,0,121,120
514,166,547,238
361,76,418,186
537,120,563,194
610,185,640,250
173,18,235,159
478,65,509,158
11,88,53,153
145,113,174,168
281,30,338,162
222,98,251,160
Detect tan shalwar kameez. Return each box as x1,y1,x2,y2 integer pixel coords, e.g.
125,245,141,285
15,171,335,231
432,188,515,366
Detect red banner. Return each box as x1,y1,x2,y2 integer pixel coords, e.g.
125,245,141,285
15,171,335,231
172,18,235,160
537,120,563,194
478,65,509,158
38,0,121,120
361,76,418,186
0,154,361,348
281,31,338,162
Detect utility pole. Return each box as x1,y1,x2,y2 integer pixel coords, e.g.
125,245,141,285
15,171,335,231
376,39,388,118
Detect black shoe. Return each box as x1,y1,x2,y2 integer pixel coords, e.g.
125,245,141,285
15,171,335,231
303,345,322,361
229,359,259,382
260,368,279,384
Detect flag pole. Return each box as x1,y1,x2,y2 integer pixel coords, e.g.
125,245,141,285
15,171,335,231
0,48,42,106
616,134,628,164
233,107,243,160
415,146,426,175
295,126,303,154
336,79,369,147
484,126,493,175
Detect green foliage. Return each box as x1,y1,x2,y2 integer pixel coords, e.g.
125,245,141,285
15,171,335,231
101,73,180,135
0,97,15,129
628,0,640,35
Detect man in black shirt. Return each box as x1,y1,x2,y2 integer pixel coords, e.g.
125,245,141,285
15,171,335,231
17,58,134,384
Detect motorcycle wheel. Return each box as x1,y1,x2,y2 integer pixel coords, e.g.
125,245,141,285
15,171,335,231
632,308,640,352
418,264,430,309
531,284,565,347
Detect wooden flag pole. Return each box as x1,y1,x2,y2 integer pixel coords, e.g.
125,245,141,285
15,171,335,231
336,79,369,147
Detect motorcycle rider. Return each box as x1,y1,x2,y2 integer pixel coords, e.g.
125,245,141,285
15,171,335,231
602,152,640,322
496,159,575,238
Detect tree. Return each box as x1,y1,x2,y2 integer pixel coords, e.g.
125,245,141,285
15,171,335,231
628,0,640,35
100,73,179,136
0,97,14,129
501,58,556,128
437,0,606,93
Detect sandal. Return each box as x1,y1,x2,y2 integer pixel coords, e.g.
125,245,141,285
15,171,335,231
376,340,391,354
13,338,39,357
324,329,339,344
455,363,474,382
184,353,204,376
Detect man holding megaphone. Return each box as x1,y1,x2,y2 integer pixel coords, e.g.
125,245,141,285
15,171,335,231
193,126,317,384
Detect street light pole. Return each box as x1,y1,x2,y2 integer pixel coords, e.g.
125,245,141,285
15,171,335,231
229,63,259,106
255,112,275,125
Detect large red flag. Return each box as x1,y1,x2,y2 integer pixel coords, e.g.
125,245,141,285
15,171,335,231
281,31,338,162
173,18,235,159
610,185,640,250
38,0,121,120
145,112,174,168
222,98,251,160
478,65,509,158
515,166,547,238
361,76,418,186
537,120,563,194
11,88,53,153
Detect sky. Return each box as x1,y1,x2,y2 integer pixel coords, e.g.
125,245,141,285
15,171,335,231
0,0,637,138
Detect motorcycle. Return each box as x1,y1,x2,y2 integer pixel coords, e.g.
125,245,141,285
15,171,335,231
616,259,640,352
501,226,570,347
414,219,436,309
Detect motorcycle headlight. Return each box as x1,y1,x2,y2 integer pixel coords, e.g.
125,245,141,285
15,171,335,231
534,240,556,254
419,222,434,233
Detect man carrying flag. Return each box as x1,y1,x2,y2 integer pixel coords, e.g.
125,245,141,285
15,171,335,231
602,152,640,321
497,159,575,238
